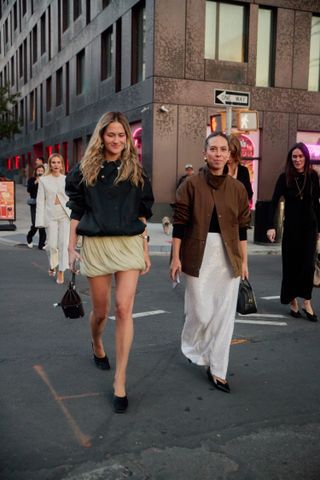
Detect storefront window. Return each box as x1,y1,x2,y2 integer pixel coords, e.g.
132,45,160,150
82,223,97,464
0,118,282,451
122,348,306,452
297,131,320,176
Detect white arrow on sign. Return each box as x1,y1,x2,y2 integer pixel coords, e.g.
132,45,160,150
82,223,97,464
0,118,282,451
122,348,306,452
217,91,249,105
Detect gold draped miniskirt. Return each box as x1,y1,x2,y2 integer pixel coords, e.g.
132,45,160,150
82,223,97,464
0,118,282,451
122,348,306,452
80,235,145,277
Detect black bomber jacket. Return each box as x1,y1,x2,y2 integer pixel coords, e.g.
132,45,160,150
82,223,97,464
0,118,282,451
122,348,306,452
65,160,154,237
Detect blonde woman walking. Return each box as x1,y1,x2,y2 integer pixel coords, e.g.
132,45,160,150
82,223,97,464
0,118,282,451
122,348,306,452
36,153,71,284
66,112,154,413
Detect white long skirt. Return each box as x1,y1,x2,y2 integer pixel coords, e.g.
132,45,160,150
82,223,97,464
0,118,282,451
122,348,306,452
181,233,240,380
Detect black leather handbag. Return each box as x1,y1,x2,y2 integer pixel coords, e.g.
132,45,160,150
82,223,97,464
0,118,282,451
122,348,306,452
57,272,85,319
237,278,258,315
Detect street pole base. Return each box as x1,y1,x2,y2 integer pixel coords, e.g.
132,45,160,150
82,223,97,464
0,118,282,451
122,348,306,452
0,223,16,231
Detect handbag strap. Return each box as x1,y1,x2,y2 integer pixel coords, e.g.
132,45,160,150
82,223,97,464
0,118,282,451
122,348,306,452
70,271,76,288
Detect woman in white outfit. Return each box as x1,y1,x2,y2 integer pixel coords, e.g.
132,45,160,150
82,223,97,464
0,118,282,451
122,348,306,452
170,132,251,393
36,153,71,284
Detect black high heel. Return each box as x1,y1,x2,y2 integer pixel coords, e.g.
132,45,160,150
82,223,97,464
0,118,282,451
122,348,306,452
112,394,128,413
206,367,230,393
91,342,111,370
302,308,318,322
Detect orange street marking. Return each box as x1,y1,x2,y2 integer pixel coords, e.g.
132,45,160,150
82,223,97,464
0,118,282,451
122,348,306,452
57,392,103,401
231,338,249,345
33,365,92,448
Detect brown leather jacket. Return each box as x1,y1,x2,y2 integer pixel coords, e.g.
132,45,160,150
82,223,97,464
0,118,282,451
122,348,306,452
173,167,251,278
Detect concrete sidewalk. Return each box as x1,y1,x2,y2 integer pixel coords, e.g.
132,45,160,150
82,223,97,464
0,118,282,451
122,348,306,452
0,183,281,255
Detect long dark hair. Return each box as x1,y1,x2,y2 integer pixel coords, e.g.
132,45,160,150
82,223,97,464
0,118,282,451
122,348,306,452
285,142,311,187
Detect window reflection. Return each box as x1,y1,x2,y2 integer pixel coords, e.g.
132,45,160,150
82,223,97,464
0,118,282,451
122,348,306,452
205,1,246,62
308,16,320,91
256,8,274,87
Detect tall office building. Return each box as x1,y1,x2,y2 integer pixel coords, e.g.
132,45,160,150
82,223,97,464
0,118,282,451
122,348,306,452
0,0,319,217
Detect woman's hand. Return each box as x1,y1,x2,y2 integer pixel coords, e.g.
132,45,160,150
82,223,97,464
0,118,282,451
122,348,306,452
68,248,82,272
267,228,276,242
140,252,151,275
241,261,248,280
170,257,182,281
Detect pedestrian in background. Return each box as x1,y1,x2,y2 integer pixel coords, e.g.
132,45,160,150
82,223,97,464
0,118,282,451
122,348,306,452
66,111,154,413
267,142,320,321
35,156,45,168
228,134,253,201
170,132,251,393
35,153,71,285
177,163,194,188
26,165,47,250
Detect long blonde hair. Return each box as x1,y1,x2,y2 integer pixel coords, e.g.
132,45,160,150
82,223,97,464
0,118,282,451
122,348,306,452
229,134,242,165
46,153,65,175
80,111,143,187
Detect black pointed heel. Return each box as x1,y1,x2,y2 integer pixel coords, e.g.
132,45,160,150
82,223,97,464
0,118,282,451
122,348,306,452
302,308,318,322
113,394,128,413
206,367,230,393
91,342,111,370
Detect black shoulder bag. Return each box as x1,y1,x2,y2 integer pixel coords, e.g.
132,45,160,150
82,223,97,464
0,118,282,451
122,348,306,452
57,272,85,319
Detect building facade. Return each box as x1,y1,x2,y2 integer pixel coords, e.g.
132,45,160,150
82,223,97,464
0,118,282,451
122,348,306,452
0,0,319,219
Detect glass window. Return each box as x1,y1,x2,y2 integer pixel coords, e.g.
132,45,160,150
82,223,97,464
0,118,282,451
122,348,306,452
66,61,70,115
19,44,23,78
13,2,17,30
73,0,82,20
86,0,90,25
32,24,37,64
11,56,14,85
30,90,35,122
101,26,113,81
132,0,146,84
205,1,247,62
46,76,52,112
115,18,122,92
56,67,63,106
256,8,274,87
76,49,85,95
40,12,46,55
308,16,320,91
62,0,69,32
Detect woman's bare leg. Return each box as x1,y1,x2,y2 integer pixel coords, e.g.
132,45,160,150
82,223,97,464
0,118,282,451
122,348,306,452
87,275,112,358
290,298,299,312
113,270,140,397
303,299,314,315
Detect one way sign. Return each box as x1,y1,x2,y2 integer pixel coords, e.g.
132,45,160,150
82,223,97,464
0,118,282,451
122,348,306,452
214,89,250,108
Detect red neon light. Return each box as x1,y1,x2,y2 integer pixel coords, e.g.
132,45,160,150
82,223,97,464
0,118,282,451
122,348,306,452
132,127,142,148
46,145,53,157
7,158,12,169
15,156,20,169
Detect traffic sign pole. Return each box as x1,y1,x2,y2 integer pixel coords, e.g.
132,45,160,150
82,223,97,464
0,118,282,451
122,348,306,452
226,107,232,136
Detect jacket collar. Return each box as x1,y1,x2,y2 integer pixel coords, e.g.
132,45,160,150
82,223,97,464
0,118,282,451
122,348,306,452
203,165,227,190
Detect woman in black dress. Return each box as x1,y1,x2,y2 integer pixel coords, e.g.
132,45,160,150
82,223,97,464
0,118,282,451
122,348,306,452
26,165,47,249
267,142,320,321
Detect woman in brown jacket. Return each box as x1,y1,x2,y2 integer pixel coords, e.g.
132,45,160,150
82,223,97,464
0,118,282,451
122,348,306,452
170,132,251,393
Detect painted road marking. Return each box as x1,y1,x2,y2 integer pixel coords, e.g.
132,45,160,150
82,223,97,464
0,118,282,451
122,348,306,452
260,295,280,300
231,338,249,345
236,319,287,326
109,309,168,320
33,365,92,448
238,313,286,318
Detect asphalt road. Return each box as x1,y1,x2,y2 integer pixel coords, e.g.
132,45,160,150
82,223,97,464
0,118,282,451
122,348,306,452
1,244,320,480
